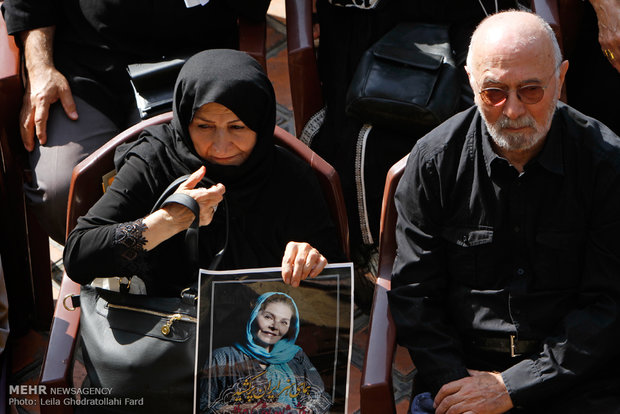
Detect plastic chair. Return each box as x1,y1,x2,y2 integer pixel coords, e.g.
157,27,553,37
38,111,350,412
359,155,407,414
285,0,323,134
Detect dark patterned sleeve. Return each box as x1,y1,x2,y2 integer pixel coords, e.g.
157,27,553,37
64,156,158,284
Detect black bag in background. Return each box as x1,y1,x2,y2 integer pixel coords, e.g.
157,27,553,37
345,22,460,131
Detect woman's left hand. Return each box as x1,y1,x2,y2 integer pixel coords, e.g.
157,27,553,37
281,242,327,287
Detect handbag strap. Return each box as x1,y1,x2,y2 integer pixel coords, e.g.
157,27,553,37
161,193,200,272
150,174,229,273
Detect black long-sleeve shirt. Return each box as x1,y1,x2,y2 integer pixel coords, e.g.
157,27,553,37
388,103,620,409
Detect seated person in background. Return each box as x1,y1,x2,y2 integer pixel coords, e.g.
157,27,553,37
202,292,331,414
388,10,620,414
64,49,342,295
1,0,271,243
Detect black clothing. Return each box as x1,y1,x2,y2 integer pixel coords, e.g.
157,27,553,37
64,50,342,296
1,0,271,127
313,0,521,248
388,103,620,410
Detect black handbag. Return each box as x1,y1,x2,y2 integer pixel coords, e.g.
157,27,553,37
72,175,228,413
345,22,460,131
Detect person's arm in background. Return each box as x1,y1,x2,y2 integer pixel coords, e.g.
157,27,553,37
19,26,77,151
589,0,620,72
1,0,77,150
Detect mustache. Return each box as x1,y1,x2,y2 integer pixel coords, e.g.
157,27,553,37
497,115,536,129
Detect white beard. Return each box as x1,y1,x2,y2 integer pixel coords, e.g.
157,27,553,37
479,96,558,152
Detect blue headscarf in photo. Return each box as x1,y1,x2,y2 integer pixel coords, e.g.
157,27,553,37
234,292,303,407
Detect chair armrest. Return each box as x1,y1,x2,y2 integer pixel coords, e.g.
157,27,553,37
238,16,267,72
285,0,323,134
360,277,397,414
39,274,81,414
360,156,408,414
273,126,350,259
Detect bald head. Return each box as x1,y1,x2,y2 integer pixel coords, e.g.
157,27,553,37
466,11,561,73
465,11,569,170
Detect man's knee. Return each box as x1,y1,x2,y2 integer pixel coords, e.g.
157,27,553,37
24,97,122,243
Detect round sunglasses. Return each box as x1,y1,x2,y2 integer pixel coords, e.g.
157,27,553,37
475,69,558,107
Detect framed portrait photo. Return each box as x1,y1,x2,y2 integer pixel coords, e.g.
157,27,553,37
194,263,354,414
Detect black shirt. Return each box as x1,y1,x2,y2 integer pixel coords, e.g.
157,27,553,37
388,103,620,408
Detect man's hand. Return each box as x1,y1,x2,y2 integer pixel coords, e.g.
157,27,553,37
433,369,513,414
590,0,620,73
20,27,78,151
281,242,327,287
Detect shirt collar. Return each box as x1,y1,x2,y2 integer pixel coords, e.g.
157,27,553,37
479,108,564,177
479,116,502,177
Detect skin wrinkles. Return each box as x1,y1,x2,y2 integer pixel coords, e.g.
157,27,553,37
465,13,568,173
188,102,258,166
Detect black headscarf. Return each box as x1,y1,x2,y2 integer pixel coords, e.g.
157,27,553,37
117,49,277,211
67,49,341,294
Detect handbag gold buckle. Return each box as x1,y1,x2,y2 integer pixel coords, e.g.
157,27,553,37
161,314,183,336
63,294,77,311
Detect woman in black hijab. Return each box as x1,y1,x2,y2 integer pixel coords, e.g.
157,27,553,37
64,49,342,296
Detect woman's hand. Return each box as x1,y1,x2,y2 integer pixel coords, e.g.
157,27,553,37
281,242,327,287
167,166,225,228
143,166,224,250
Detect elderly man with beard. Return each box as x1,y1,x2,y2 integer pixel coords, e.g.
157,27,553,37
388,10,620,414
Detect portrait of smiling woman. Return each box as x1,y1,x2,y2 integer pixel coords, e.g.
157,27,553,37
201,292,332,414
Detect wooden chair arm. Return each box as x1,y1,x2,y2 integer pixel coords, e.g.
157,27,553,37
285,0,323,134
360,278,397,414
360,156,408,414
66,112,173,232
273,126,350,259
39,274,81,414
238,16,267,72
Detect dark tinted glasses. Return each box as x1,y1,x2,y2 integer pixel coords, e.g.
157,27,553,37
479,84,548,106
476,69,558,107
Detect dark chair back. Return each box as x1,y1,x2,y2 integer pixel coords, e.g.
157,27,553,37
285,0,323,134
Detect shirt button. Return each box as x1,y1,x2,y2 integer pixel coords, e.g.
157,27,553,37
516,268,525,276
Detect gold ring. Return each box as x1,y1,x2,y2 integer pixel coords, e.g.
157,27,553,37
604,49,615,62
